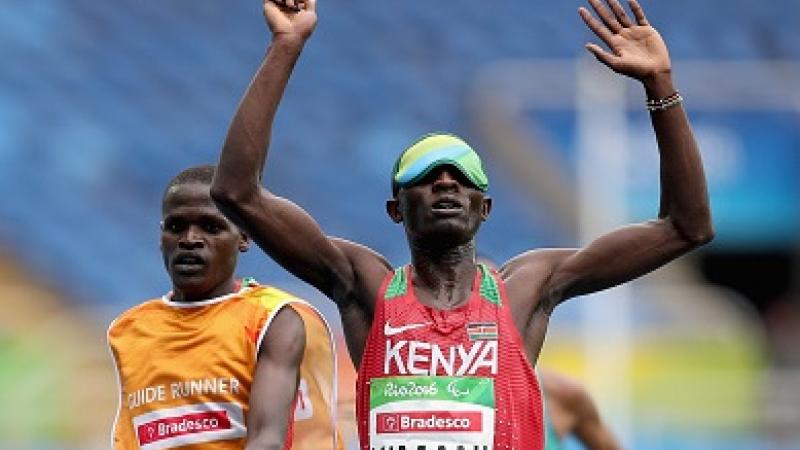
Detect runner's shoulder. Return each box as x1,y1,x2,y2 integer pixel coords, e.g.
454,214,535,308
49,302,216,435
107,297,164,335
500,248,578,280
330,236,393,303
243,283,305,309
330,237,392,269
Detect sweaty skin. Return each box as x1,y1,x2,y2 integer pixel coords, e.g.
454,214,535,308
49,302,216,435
211,0,713,375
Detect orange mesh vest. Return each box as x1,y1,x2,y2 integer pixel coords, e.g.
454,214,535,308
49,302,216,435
108,279,342,450
356,265,544,450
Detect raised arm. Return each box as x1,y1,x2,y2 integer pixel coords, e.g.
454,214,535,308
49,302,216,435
504,0,713,309
210,0,389,304
245,307,305,450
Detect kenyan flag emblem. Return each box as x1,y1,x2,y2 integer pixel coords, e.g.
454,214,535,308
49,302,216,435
466,322,498,341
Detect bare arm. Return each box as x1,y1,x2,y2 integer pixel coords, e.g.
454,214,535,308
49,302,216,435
567,384,623,450
504,0,713,309
570,385,622,450
573,406,624,450
245,307,305,450
210,0,388,304
541,370,623,450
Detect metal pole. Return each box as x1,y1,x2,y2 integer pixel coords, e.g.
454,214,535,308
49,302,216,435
576,56,634,446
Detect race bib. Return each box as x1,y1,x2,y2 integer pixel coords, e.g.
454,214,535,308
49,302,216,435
369,376,494,450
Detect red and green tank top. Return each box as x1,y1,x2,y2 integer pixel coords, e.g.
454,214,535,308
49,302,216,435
356,264,544,450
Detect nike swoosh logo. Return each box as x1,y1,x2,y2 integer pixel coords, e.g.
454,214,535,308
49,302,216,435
384,321,432,336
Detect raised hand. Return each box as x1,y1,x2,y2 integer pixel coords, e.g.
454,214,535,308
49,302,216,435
263,0,317,40
579,0,671,83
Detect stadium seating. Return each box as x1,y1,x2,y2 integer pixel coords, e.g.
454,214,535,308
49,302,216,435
1,1,794,449
3,0,797,308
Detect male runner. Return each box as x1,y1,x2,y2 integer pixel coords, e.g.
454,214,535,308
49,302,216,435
108,166,340,450
211,1,713,449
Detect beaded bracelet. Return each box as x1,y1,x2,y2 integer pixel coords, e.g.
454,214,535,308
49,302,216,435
646,91,683,112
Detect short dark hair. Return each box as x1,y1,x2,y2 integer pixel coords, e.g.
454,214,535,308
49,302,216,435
162,164,216,203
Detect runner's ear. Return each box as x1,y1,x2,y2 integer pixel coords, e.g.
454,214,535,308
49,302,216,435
238,231,250,252
386,198,403,224
481,196,492,221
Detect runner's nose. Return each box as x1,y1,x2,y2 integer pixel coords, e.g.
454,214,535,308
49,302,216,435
178,225,204,249
433,168,459,192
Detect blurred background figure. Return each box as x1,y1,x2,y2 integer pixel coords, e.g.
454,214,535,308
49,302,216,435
539,368,623,450
0,1,797,449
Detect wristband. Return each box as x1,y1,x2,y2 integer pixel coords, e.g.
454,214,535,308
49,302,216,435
646,91,683,112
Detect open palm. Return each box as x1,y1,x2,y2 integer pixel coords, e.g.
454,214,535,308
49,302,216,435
580,0,671,82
